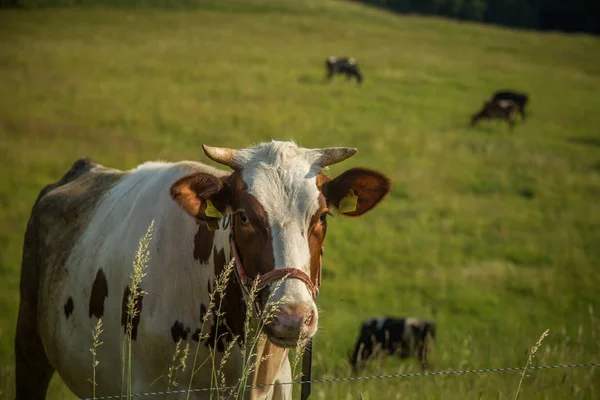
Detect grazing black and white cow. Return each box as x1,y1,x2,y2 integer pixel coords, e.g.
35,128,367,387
471,99,520,131
325,56,363,84
491,90,529,120
16,141,390,400
350,317,436,371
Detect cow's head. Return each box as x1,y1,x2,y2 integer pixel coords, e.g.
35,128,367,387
171,141,390,348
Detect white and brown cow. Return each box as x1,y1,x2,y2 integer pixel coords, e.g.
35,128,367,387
16,141,390,399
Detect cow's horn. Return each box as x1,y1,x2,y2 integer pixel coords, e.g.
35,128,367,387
317,147,357,167
202,145,239,169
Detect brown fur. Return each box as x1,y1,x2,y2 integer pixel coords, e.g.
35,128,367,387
193,223,215,264
321,168,391,216
212,247,246,347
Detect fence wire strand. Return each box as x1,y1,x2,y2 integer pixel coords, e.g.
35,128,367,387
80,362,599,399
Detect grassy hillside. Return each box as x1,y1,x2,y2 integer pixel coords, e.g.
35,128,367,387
1,1,599,398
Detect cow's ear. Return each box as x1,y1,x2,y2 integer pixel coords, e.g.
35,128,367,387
322,168,390,217
170,173,232,222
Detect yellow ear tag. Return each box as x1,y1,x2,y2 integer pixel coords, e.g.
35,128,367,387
338,190,358,214
204,200,223,219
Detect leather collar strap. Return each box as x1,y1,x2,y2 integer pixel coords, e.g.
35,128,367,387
229,220,320,302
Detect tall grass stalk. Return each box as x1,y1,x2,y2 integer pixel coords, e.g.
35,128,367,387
514,328,550,400
186,265,222,400
209,258,235,397
88,318,103,400
183,258,235,400
121,220,154,400
183,261,289,400
167,340,182,393
217,334,239,397
235,276,287,399
167,341,190,397
291,326,309,381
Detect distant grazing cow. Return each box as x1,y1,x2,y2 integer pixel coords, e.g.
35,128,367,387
491,90,529,120
326,56,363,84
471,99,520,131
16,140,390,400
350,317,436,371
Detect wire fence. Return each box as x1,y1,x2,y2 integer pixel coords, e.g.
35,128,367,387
81,361,599,400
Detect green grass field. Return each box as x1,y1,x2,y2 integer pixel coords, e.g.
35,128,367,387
1,1,599,398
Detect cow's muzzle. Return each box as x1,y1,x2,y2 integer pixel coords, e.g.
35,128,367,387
263,302,318,348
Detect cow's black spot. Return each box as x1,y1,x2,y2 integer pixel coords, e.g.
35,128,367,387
205,321,227,352
121,285,144,340
89,269,108,318
200,303,207,322
192,328,201,342
64,296,74,319
171,320,188,342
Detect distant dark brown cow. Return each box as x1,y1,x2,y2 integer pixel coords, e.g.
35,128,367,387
492,90,529,121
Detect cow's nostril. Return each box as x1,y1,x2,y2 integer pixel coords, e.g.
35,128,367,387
269,315,281,327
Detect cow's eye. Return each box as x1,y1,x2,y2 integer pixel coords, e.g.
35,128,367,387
319,212,327,223
239,212,250,225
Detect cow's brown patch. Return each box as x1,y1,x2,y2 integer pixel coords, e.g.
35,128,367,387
171,321,189,342
321,168,391,217
213,248,227,280
316,172,331,189
64,297,74,319
194,223,215,264
229,184,274,280
120,285,144,340
89,269,108,318
208,248,246,349
309,179,329,286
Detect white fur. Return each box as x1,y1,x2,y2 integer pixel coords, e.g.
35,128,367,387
403,318,420,343
497,99,514,109
235,141,323,307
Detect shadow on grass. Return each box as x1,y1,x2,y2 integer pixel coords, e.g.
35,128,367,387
297,75,328,85
470,122,515,134
568,137,600,148
518,187,535,199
